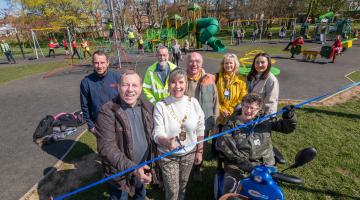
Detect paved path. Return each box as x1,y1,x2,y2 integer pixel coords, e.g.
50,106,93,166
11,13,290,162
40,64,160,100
0,41,359,200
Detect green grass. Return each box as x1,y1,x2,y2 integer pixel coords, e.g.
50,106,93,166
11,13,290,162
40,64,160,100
63,131,97,163
347,71,360,82
56,98,360,200
0,60,77,85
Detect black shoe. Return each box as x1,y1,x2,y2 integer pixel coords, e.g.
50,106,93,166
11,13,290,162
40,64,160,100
193,171,203,182
205,152,217,161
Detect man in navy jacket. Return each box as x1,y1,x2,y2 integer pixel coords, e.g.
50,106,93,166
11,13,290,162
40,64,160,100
80,50,121,133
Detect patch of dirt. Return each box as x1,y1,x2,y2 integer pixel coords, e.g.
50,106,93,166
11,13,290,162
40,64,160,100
336,167,350,176
280,86,360,106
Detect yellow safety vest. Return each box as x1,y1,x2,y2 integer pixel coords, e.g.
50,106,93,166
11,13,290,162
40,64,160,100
142,62,177,104
128,32,135,39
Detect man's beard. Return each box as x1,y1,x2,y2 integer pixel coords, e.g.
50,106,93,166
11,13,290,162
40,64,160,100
159,61,167,69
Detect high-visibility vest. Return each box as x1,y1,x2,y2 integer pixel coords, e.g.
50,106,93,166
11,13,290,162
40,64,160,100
0,43,10,52
142,61,177,104
128,31,135,39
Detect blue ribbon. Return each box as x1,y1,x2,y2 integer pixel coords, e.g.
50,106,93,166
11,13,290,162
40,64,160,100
55,81,359,200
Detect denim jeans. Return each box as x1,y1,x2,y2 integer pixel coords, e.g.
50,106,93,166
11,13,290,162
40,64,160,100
107,178,146,200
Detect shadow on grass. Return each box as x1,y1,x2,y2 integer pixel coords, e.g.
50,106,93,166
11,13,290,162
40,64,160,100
41,139,79,160
282,184,360,200
146,162,218,200
300,107,360,120
37,153,109,200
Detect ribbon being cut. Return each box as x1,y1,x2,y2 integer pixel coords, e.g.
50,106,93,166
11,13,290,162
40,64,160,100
55,81,360,200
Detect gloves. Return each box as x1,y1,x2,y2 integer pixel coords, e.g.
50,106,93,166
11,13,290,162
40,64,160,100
282,105,295,119
239,160,255,173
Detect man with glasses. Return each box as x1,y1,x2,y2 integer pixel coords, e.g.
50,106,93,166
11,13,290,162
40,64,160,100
143,46,177,104
185,52,219,181
216,93,296,194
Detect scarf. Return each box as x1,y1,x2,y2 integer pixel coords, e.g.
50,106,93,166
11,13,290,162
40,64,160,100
188,68,204,81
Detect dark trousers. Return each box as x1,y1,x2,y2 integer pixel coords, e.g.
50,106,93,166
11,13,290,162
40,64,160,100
83,50,91,58
284,42,293,50
129,39,135,48
172,53,180,66
107,179,146,200
235,37,240,45
48,49,55,58
4,51,16,63
72,48,81,59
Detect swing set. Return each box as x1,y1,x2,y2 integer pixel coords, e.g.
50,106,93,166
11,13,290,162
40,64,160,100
30,26,72,59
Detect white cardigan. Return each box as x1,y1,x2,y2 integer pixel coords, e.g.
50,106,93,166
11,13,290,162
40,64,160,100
153,95,205,155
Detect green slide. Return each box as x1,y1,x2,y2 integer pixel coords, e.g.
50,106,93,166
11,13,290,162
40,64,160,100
176,18,226,52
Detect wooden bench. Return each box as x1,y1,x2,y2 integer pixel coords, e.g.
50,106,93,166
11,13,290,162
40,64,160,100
302,50,319,62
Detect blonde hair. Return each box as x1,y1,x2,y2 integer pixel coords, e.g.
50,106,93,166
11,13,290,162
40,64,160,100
220,53,240,74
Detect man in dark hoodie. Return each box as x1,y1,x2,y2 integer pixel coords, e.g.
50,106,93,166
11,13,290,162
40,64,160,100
80,50,121,133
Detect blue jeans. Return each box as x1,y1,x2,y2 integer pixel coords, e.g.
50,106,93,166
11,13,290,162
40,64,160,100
107,178,146,200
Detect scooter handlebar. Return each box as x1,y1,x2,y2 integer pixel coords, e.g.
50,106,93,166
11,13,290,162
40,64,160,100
272,172,303,184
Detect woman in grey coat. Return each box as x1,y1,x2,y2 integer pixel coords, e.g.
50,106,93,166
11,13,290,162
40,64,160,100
246,53,279,115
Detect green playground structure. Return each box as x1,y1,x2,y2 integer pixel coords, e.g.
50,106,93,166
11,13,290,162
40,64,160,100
145,17,225,52
177,18,225,52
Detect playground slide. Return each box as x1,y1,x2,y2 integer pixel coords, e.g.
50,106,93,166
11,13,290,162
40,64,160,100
176,18,225,52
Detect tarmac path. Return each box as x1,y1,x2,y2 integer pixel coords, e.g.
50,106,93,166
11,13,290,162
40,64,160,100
0,41,359,199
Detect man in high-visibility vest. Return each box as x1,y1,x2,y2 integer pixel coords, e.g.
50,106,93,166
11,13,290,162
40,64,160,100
127,29,136,48
1,40,16,64
143,46,177,104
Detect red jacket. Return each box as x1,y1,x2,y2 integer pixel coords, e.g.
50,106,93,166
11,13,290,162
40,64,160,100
292,38,304,47
332,39,342,48
71,41,77,48
48,43,55,49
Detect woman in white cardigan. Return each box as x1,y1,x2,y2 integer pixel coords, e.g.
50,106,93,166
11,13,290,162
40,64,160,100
246,53,279,115
153,68,205,200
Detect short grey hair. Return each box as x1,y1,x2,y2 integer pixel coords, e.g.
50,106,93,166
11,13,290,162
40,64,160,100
156,45,169,54
120,69,143,84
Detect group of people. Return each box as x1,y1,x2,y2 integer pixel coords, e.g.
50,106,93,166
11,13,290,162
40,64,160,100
80,46,296,200
46,37,91,59
284,34,345,63
234,27,286,43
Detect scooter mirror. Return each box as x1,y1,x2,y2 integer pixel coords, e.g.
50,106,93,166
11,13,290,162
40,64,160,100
282,147,317,172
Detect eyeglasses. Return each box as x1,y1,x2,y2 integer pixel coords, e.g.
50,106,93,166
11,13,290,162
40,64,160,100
242,105,260,111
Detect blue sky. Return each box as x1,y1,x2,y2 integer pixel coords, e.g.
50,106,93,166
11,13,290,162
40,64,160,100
1,1,9,18
0,1,9,10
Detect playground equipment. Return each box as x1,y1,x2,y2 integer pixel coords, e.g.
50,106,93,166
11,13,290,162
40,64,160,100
336,18,352,38
289,37,357,62
30,27,72,59
312,12,334,42
177,18,225,52
145,17,225,52
144,3,225,52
